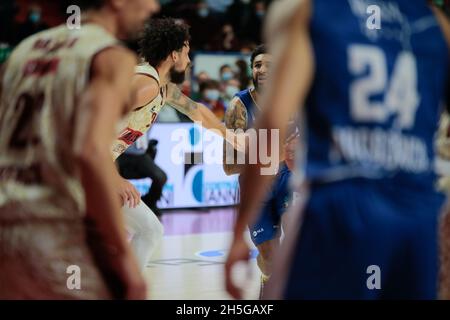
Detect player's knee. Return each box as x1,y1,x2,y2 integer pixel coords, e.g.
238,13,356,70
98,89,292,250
143,214,164,241
257,240,277,261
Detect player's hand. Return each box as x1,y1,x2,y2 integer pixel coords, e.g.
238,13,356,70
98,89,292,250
225,130,247,153
225,234,251,299
117,178,141,208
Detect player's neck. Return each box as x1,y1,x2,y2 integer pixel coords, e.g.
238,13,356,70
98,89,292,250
82,9,120,38
250,87,261,108
156,62,171,86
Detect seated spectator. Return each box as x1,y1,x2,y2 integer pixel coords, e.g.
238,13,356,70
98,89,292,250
184,0,221,51
206,0,233,18
17,5,48,44
222,78,241,108
192,71,211,100
211,24,241,52
218,64,235,92
235,58,252,90
0,0,18,45
199,79,226,121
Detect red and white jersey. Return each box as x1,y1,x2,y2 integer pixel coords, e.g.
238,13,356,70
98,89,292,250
0,24,118,218
111,63,167,160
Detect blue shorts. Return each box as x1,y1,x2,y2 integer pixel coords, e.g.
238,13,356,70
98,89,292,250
249,163,292,247
283,178,445,299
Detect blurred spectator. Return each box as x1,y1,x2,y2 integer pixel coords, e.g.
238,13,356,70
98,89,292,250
185,0,221,51
235,59,252,90
206,0,233,14
218,64,236,94
0,0,19,45
211,23,241,52
192,71,211,100
197,71,211,84
17,4,48,44
227,0,267,45
252,0,267,43
222,78,241,108
205,0,233,23
219,64,234,83
240,41,257,54
199,79,226,121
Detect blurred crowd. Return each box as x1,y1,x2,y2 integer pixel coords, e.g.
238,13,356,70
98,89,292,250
0,0,272,55
160,0,273,52
0,0,270,122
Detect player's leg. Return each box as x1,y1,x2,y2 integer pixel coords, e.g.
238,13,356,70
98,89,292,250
281,180,394,299
381,191,443,299
250,198,282,299
439,203,450,299
256,239,279,278
123,201,164,270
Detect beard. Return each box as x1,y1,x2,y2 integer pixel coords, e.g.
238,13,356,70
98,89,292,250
169,66,186,84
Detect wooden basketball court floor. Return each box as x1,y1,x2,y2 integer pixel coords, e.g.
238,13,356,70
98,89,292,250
143,208,261,300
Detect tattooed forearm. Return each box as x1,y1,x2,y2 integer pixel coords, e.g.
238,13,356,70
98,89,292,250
166,83,198,116
223,98,248,175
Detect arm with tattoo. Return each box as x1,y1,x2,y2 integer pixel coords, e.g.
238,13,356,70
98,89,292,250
222,97,248,175
165,82,199,118
166,83,246,152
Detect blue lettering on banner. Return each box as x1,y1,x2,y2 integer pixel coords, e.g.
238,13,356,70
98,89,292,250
197,249,259,260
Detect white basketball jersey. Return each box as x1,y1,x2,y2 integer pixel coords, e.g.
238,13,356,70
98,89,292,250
111,63,167,160
0,24,119,218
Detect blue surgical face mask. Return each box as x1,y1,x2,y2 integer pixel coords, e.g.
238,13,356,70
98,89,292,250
225,86,239,98
221,71,233,82
205,89,220,101
29,12,41,23
256,11,265,18
198,8,209,18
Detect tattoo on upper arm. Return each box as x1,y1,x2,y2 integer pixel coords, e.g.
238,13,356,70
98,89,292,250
223,98,248,174
225,99,247,130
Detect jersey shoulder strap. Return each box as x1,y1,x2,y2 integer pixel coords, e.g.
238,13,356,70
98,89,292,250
135,62,160,85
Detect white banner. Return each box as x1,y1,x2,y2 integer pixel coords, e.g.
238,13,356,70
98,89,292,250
130,123,240,209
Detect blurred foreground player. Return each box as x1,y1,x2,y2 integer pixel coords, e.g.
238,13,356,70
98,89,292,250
0,0,159,299
226,0,450,299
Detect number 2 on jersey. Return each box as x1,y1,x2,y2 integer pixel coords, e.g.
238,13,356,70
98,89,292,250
9,92,44,149
348,44,420,129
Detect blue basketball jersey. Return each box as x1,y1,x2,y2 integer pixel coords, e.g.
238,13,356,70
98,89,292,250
235,88,258,128
303,0,449,190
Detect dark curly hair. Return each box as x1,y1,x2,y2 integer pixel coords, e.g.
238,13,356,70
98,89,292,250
250,44,267,67
139,18,191,67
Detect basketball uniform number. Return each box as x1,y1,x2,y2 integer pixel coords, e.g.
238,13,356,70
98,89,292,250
348,44,420,129
9,92,44,149
150,112,157,125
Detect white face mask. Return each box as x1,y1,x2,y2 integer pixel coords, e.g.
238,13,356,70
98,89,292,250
225,86,239,98
205,89,221,101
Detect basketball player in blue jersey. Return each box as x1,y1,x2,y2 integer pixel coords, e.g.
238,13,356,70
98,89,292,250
223,44,296,297
226,0,450,299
